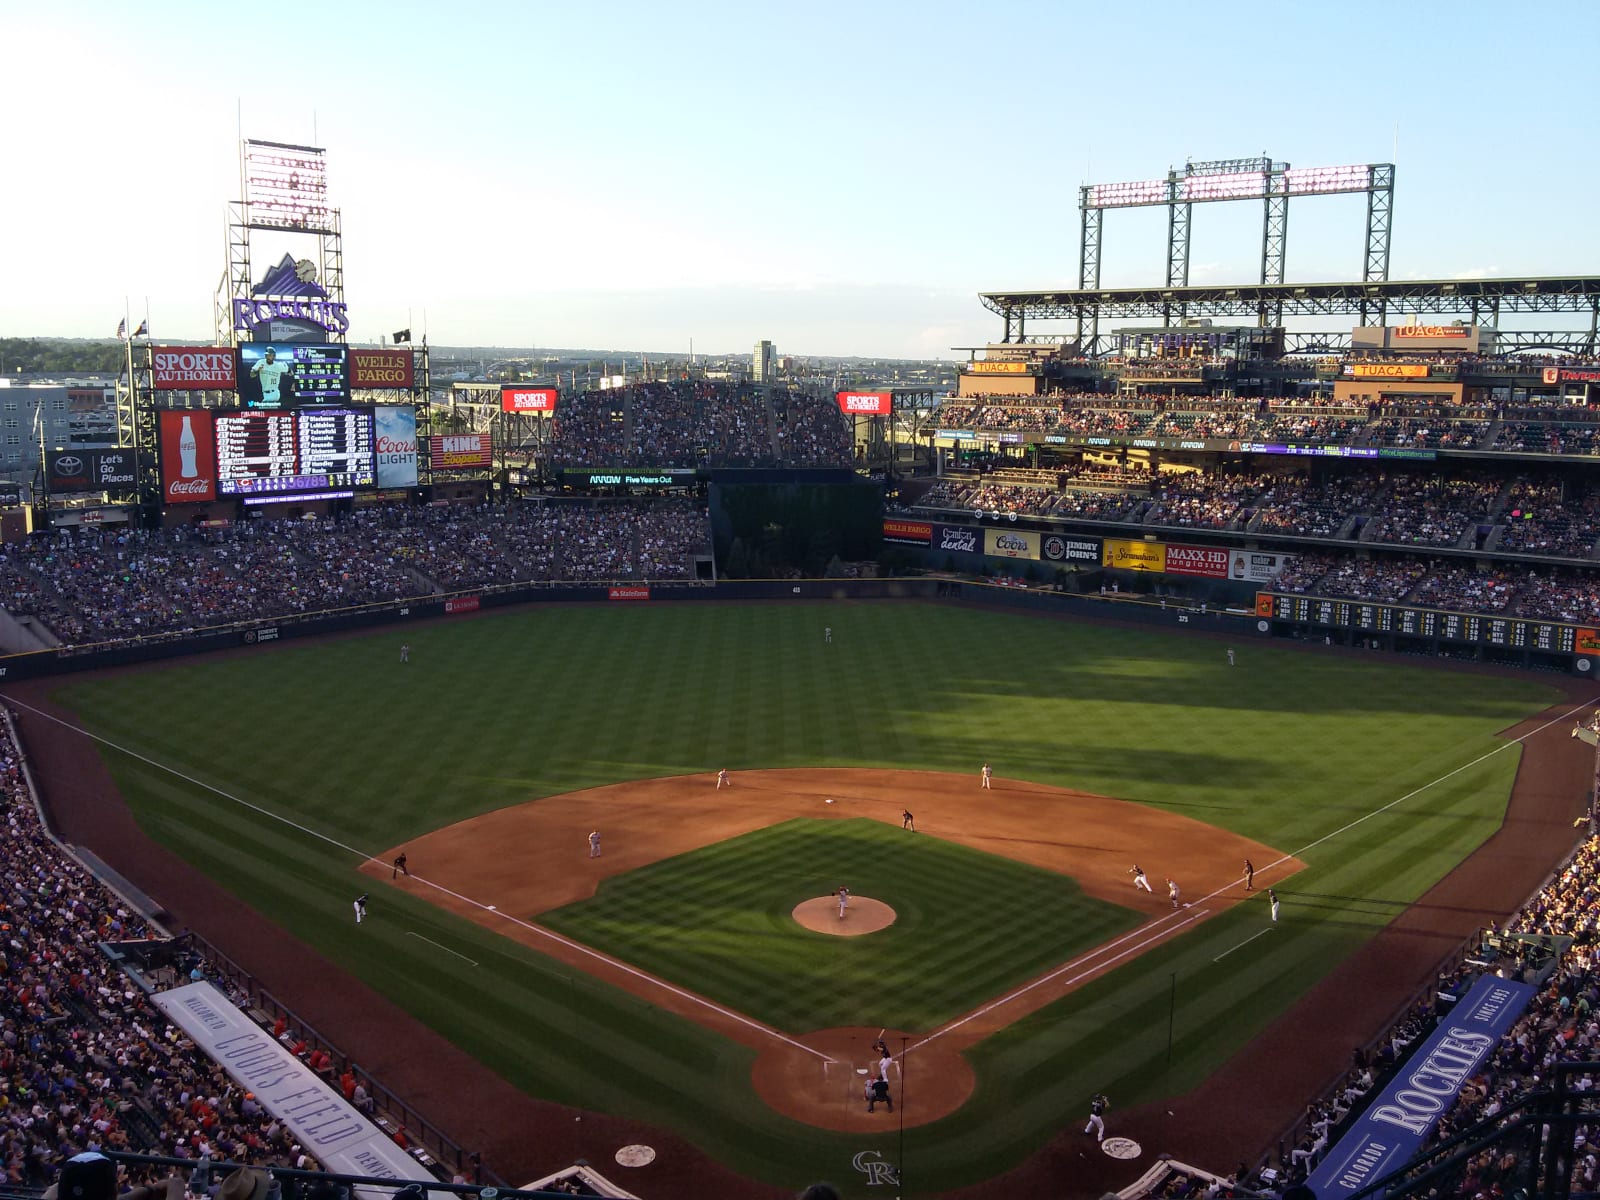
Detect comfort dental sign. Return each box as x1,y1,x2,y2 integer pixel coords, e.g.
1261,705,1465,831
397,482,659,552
1308,975,1533,1198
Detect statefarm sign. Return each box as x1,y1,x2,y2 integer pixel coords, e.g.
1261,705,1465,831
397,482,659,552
350,349,415,389
836,391,893,415
150,346,237,390
502,386,559,413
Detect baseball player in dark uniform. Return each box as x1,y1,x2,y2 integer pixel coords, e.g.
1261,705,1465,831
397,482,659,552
1085,1092,1108,1141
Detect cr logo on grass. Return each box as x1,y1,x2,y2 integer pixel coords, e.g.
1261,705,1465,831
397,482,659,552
852,1150,899,1186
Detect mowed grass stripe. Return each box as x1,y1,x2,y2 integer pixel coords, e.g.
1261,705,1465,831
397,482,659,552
51,601,1561,1188
543,819,1141,1032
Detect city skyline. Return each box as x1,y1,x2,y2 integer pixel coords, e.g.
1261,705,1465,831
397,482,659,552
4,0,1598,358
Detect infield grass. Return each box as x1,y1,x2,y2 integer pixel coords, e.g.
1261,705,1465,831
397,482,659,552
49,600,1562,1191
542,817,1143,1031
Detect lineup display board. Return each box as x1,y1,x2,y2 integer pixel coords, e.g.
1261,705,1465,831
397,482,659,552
215,409,375,496
1259,592,1588,654
237,343,351,408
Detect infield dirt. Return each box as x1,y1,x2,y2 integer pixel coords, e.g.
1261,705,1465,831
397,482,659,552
368,767,1296,1131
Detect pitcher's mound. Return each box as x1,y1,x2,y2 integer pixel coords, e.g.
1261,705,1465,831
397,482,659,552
792,896,896,935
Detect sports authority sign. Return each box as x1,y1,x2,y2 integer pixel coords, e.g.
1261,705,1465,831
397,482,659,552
1309,976,1533,1199
1164,544,1231,579
502,386,560,413
150,346,237,390
836,391,893,416
429,434,492,468
349,349,415,389
158,411,217,504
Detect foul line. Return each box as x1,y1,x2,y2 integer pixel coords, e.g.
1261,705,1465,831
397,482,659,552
1213,928,1273,963
5,696,830,1063
913,692,1599,1051
406,931,479,967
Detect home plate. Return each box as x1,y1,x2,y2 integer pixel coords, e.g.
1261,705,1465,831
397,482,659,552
615,1145,656,1167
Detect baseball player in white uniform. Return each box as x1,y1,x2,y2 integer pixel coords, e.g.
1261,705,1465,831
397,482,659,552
353,893,368,924
588,830,601,858
1167,877,1181,909
981,762,992,790
1269,889,1281,923
1130,865,1153,893
716,768,729,789
837,885,850,920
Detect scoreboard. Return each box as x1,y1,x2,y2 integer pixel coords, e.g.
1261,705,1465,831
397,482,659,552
1261,593,1583,653
216,409,375,496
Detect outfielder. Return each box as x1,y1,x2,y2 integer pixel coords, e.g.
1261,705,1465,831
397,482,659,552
353,893,369,924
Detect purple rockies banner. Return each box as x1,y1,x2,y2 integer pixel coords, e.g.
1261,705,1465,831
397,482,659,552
1309,974,1535,1199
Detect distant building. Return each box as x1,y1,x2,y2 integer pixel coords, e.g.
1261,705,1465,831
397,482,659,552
0,383,118,495
752,340,775,383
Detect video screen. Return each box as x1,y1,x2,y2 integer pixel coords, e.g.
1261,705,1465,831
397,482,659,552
215,408,375,496
236,343,350,408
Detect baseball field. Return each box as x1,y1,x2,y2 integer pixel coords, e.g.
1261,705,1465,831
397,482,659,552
32,600,1568,1194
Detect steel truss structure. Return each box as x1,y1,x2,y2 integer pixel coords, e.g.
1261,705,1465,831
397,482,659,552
213,139,345,350
1074,157,1395,345
982,276,1600,357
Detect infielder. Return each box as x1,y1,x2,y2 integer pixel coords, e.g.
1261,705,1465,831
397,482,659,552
353,893,369,924
1084,1093,1108,1141
837,885,850,920
1243,858,1255,891
588,830,601,858
716,768,729,789
1130,865,1153,893
1167,877,1181,909
902,809,915,831
981,762,992,790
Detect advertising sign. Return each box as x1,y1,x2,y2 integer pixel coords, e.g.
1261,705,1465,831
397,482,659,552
1164,544,1232,579
984,528,1040,560
158,411,217,504
0,483,22,507
1309,976,1534,1199
350,348,415,389
936,525,981,555
966,361,1031,374
1103,538,1166,572
1042,534,1102,564
1347,363,1429,379
374,406,419,488
429,434,492,469
608,587,650,601
47,449,138,491
836,391,893,416
1543,367,1600,385
151,346,237,390
1393,324,1470,339
1232,552,1290,583
502,386,560,413
444,595,481,614
882,518,933,546
557,468,697,487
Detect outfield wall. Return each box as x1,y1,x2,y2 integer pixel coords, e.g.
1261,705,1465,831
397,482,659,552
0,577,1588,682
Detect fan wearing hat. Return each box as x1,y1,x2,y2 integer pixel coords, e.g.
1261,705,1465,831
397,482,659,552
46,1153,184,1200
216,1168,274,1200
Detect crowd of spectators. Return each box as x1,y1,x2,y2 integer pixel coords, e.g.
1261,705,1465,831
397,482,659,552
1363,476,1501,548
0,718,327,1187
0,501,710,647
1498,484,1600,559
1280,832,1600,1195
543,381,850,469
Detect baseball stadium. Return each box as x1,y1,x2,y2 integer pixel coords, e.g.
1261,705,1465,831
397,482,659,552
5,140,1600,1200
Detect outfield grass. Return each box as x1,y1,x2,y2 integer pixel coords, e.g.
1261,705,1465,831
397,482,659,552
52,601,1560,1191
542,817,1144,1031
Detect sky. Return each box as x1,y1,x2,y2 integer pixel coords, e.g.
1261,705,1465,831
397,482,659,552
3,0,1598,359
